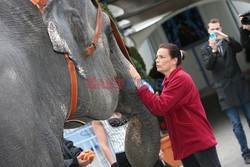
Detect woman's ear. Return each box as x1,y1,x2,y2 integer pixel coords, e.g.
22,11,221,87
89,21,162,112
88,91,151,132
172,57,178,66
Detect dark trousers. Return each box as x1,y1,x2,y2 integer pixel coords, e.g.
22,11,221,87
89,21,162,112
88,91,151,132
116,152,167,167
116,152,132,167
181,146,221,167
225,101,250,157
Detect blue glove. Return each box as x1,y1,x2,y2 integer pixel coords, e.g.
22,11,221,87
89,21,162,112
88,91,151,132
141,79,154,93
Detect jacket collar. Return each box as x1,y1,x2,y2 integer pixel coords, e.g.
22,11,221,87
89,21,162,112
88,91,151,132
162,66,182,85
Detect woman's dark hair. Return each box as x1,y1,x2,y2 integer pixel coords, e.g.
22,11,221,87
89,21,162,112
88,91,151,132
159,43,186,66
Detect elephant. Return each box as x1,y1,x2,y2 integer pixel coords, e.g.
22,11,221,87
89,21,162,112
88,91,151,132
0,0,160,166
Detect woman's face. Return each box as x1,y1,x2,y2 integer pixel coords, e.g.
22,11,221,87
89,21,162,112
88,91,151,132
155,48,177,76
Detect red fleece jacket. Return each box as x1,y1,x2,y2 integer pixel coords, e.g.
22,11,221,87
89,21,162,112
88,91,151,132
137,66,217,160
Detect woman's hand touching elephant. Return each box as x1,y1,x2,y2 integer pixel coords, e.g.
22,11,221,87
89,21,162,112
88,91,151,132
129,64,143,89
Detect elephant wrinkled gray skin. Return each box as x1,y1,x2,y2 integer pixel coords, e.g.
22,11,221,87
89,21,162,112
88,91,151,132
0,0,160,166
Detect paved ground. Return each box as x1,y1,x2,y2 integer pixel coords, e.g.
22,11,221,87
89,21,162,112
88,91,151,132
201,91,250,167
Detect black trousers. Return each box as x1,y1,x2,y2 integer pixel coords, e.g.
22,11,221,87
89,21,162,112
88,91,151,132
181,146,221,167
116,152,167,167
116,152,132,167
115,152,168,167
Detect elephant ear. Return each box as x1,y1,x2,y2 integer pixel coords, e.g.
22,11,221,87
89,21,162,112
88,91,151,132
42,0,89,64
42,0,74,55
125,114,160,167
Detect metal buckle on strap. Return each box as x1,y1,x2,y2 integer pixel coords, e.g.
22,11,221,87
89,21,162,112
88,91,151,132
89,43,96,49
85,43,97,56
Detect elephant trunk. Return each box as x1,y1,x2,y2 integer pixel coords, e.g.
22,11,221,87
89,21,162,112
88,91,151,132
125,107,160,167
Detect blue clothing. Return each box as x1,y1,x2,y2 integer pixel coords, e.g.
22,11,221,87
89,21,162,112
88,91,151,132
226,101,250,157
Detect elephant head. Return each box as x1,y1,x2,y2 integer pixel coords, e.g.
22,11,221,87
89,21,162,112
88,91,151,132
0,0,160,166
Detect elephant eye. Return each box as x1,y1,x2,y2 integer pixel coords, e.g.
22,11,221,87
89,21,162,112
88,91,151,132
104,26,120,55
104,26,113,42
106,26,113,35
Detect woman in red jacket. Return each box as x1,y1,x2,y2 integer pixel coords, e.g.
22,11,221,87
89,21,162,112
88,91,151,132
129,43,221,167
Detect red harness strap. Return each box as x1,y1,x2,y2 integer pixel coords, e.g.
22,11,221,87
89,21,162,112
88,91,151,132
30,0,78,120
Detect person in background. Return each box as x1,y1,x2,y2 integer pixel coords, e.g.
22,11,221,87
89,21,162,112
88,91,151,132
92,112,166,167
129,43,221,167
92,112,131,167
63,138,94,167
239,11,250,62
200,18,250,164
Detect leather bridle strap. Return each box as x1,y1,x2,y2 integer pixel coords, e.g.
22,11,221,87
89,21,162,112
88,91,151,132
30,0,78,120
85,0,102,56
65,54,78,120
109,16,134,65
64,119,86,125
91,0,134,65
